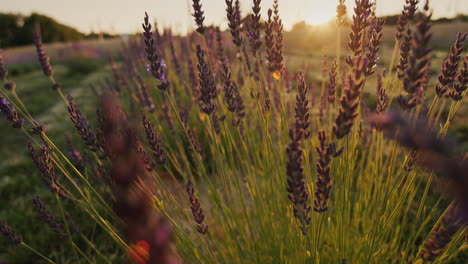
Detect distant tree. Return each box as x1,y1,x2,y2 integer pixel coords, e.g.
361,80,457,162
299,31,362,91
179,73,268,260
290,21,309,34
0,12,110,48
85,32,117,40
0,13,24,47
21,13,85,45
384,13,467,25
455,14,468,22
383,15,399,25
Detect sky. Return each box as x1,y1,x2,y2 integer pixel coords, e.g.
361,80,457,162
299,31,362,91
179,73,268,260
2,0,467,34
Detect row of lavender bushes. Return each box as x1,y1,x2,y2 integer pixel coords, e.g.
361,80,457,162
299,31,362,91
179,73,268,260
0,0,468,263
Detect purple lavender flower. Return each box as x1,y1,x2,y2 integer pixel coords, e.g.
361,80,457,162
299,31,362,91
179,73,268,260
314,130,342,212
365,17,385,76
28,143,66,198
436,33,467,98
186,180,208,234
32,27,54,77
226,0,243,47
64,132,83,167
0,220,22,244
141,112,167,165
196,45,217,115
448,57,467,101
0,49,8,80
294,72,310,139
192,0,206,34
31,120,47,135
327,60,338,103
32,196,68,240
0,97,24,128
248,0,262,54
286,128,311,235
67,95,102,155
419,203,465,262
142,12,170,91
4,81,16,91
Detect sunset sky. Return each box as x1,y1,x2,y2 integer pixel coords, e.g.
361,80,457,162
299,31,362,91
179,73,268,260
2,0,467,34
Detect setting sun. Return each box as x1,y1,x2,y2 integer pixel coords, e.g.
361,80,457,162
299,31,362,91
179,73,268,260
306,0,339,25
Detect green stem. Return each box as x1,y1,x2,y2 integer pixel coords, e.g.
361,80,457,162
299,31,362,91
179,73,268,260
21,242,57,264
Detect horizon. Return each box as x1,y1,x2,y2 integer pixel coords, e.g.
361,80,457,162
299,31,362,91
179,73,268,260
2,0,468,35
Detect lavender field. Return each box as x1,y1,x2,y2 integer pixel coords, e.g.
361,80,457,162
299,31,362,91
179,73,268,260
0,0,468,263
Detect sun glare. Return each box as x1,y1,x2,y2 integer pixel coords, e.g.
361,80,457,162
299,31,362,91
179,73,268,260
306,0,338,25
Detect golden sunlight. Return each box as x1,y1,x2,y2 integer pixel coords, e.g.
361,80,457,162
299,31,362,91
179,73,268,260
306,0,338,25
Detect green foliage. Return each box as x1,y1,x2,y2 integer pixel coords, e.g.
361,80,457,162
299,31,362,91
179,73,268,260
22,13,85,44
0,12,117,48
63,58,106,77
0,13,24,48
7,62,38,77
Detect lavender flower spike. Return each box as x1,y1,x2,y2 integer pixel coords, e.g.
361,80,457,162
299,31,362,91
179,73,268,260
419,203,465,262
295,72,310,139
32,27,53,78
436,33,467,98
32,196,68,240
286,128,311,235
141,112,167,165
314,130,342,212
196,45,217,115
186,180,208,234
248,0,262,54
0,96,24,128
142,12,170,91
0,49,7,80
0,219,22,244
192,0,206,34
226,0,243,47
